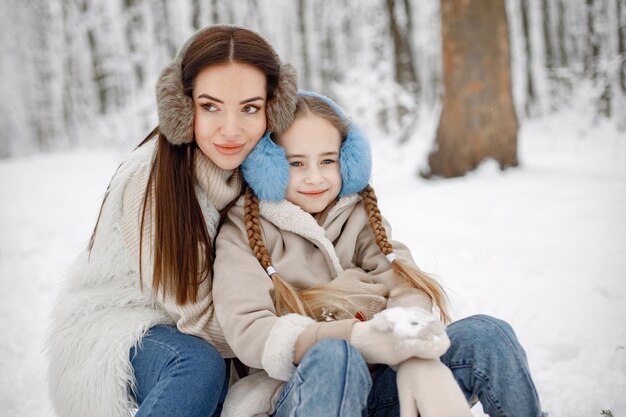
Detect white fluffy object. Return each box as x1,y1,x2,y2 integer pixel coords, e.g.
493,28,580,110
371,307,446,346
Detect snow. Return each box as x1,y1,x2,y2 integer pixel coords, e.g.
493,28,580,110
1,105,625,416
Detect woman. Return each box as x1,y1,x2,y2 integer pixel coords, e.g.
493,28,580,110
47,25,297,417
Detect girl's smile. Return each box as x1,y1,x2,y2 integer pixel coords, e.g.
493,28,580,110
298,189,329,198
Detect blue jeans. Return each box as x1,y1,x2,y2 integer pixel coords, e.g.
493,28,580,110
272,315,546,417
273,339,371,417
129,325,229,417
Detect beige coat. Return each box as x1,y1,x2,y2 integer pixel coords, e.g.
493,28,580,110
213,193,432,416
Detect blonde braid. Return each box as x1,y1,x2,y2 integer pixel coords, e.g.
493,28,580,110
359,185,451,324
360,186,393,256
244,188,273,270
244,188,310,317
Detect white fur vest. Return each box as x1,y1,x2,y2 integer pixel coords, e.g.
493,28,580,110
46,141,225,417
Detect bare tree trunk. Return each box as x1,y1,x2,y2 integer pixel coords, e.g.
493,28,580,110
586,0,600,80
618,0,626,94
521,0,536,116
556,0,569,68
386,0,420,96
542,0,555,70
319,5,339,93
297,0,311,89
192,0,201,30
87,30,107,114
210,0,220,23
124,0,145,87
585,0,612,118
153,0,177,59
385,0,420,141
31,2,61,151
425,0,518,178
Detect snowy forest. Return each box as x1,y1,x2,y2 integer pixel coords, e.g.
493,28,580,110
1,1,626,416
1,0,625,162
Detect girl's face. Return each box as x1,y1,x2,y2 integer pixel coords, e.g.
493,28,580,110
193,62,267,170
277,113,342,214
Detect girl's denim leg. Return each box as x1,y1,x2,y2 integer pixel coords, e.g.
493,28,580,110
363,366,399,417
272,339,372,417
130,324,228,417
441,314,546,417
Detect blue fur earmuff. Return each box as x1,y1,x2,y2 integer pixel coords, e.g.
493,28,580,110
241,91,372,201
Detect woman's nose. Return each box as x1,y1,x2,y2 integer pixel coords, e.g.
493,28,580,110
220,113,241,137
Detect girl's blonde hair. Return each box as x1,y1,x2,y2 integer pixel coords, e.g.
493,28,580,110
244,96,451,323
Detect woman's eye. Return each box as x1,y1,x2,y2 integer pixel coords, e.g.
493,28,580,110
289,161,303,167
321,159,337,165
201,103,219,112
242,104,260,114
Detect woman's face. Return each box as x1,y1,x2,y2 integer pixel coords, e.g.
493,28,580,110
192,62,267,170
277,113,343,214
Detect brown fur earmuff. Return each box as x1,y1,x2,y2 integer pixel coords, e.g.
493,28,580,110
156,25,298,146
265,63,298,135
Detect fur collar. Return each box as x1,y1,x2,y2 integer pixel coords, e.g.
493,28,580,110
258,194,361,275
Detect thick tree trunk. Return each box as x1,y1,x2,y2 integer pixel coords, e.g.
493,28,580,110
426,0,518,178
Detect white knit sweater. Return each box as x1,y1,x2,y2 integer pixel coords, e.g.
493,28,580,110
47,140,241,417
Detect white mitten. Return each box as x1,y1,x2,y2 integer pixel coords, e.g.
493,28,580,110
397,358,472,417
350,307,450,365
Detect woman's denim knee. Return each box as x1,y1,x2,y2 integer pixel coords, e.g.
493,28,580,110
131,325,227,416
184,342,226,392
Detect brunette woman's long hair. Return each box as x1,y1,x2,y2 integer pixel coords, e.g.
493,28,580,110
244,96,451,323
89,26,281,305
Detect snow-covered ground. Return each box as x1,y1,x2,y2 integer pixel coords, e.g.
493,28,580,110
1,105,625,416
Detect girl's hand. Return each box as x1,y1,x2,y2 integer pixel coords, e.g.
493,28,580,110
350,307,450,365
396,358,472,417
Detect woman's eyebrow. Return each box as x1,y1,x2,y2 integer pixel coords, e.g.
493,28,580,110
196,94,264,104
197,94,223,102
240,96,264,104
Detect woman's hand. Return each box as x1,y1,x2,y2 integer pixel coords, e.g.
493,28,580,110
396,358,472,417
349,307,450,365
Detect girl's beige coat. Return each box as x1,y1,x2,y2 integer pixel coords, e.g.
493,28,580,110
213,194,431,416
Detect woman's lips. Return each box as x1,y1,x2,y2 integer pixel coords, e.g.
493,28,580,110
214,143,245,155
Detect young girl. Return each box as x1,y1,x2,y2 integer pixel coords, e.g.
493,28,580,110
46,25,298,417
213,92,546,417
